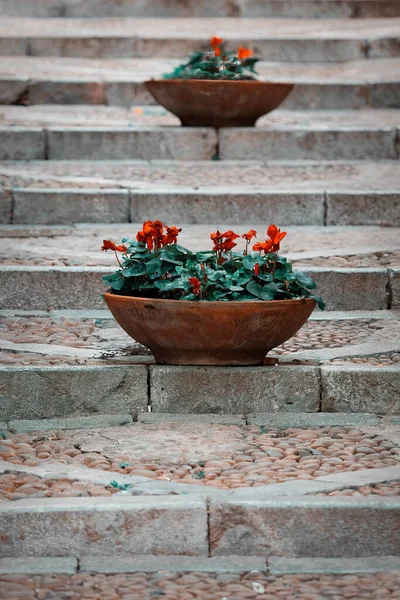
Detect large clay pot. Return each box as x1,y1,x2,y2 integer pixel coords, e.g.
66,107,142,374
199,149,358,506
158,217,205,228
104,293,315,366
145,79,294,127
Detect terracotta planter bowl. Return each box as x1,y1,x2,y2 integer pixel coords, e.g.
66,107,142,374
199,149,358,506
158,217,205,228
104,293,315,366
145,79,294,127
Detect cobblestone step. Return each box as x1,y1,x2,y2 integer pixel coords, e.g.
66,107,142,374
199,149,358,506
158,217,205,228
2,57,399,109
1,0,400,19
0,108,398,161
1,17,399,61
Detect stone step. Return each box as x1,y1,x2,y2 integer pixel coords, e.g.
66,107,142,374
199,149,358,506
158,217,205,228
2,57,399,109
0,223,398,310
0,309,399,417
3,187,400,227
1,17,399,61
0,108,398,161
1,0,400,19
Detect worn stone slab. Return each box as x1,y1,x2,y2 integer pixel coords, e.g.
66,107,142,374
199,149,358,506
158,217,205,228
219,128,397,161
13,188,130,225
138,413,246,425
246,412,383,428
321,365,400,414
0,366,148,421
209,497,400,557
150,365,320,414
0,128,45,160
268,556,400,575
0,266,111,310
130,190,325,226
327,191,400,226
391,268,400,309
318,464,400,485
0,189,11,224
81,555,267,573
371,82,400,108
2,0,399,19
0,557,78,575
0,78,28,104
307,268,389,310
47,128,217,160
0,496,208,558
30,80,106,105
8,414,134,432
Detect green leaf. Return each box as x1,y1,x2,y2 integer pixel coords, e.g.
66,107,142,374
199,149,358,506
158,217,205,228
246,281,263,299
310,295,326,311
146,258,169,279
242,57,260,72
122,262,147,277
295,271,317,290
261,283,278,300
159,249,183,265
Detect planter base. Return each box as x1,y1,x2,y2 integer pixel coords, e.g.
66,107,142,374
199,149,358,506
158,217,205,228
145,80,294,128
104,294,315,367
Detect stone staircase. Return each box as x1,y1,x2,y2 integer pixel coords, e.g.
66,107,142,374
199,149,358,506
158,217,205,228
0,0,399,590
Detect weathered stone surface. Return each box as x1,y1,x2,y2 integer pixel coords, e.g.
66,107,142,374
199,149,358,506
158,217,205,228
47,128,217,160
81,554,267,573
209,497,400,557
8,414,133,432
138,413,246,425
30,37,139,59
219,129,397,160
13,189,130,224
0,557,78,575
0,496,208,557
0,266,110,310
150,365,320,413
391,268,400,309
246,412,382,428
0,365,148,421
0,38,28,55
268,556,400,575
105,81,154,107
326,191,400,226
371,82,400,108
304,268,389,310
0,0,64,17
282,83,370,110
0,78,28,104
321,365,400,414
318,465,400,486
30,80,106,105
0,189,11,224
130,190,325,226
0,128,45,160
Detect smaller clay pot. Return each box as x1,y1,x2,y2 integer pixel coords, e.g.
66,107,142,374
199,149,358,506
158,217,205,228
145,79,294,127
104,293,315,366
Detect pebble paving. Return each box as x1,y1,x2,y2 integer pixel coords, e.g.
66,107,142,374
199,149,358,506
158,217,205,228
1,426,399,491
0,571,399,599
0,317,393,366
296,251,400,268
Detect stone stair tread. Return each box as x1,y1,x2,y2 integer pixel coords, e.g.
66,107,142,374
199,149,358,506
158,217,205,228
0,105,398,129
2,16,399,39
2,56,400,82
1,160,398,191
2,0,400,19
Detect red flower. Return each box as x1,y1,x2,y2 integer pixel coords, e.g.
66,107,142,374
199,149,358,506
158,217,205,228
254,263,260,276
253,240,273,254
211,36,223,48
221,230,240,252
242,229,257,242
101,240,127,253
267,224,287,252
238,47,252,60
136,220,165,251
162,225,182,246
189,277,201,296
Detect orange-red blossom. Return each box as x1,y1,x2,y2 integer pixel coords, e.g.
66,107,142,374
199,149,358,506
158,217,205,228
211,35,223,57
238,47,252,60
253,224,287,254
189,277,201,296
136,220,181,251
210,230,240,254
101,240,127,253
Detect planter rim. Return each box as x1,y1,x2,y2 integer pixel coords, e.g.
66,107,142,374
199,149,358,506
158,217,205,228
145,79,293,86
104,291,315,308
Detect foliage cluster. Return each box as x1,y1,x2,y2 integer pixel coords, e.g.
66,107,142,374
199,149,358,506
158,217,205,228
102,221,325,310
163,36,260,81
